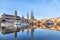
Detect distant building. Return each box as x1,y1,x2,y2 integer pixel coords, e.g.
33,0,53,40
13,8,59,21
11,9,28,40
30,10,34,20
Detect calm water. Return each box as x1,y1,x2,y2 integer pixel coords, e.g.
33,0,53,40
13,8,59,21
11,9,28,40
0,28,60,40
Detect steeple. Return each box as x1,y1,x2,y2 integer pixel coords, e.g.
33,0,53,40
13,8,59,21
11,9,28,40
31,10,34,20
21,15,25,22
27,12,29,19
22,15,24,19
14,10,17,16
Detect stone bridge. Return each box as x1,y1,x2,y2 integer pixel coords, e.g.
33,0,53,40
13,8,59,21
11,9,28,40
30,18,60,31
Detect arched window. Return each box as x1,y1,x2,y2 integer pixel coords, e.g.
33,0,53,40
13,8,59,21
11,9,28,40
2,19,6,22
45,20,54,28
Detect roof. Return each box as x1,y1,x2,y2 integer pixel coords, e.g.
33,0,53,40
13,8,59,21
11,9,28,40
2,13,20,18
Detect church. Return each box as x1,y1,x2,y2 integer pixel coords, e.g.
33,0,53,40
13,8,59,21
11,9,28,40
0,10,35,28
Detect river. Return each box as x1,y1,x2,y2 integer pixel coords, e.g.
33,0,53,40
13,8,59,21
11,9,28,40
0,27,60,40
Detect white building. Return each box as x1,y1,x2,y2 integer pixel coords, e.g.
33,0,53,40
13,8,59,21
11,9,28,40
0,11,21,28
0,11,30,28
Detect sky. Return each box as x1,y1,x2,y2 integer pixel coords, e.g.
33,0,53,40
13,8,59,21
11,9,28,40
0,0,60,20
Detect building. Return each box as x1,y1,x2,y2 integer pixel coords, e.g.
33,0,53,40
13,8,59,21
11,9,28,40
0,10,31,28
30,10,34,20
0,11,22,28
1,11,21,23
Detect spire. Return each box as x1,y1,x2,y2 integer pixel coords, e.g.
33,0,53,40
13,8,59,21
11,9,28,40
21,15,25,22
27,12,29,19
22,15,24,19
14,10,17,16
31,10,34,20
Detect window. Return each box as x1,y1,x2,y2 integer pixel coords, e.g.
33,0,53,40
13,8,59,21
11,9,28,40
2,20,6,22
6,18,10,19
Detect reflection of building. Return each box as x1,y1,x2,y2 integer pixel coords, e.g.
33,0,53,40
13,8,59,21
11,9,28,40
14,31,17,38
31,28,34,38
22,28,24,33
27,29,29,35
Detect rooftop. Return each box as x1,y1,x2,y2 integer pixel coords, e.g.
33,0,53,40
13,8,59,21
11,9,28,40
2,13,20,18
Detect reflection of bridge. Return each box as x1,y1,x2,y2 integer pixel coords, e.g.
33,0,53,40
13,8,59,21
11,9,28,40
31,18,60,31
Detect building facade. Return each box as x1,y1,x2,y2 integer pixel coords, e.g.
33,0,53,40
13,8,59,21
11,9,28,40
0,10,34,28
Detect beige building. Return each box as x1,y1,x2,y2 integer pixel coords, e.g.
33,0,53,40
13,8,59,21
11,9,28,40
1,11,21,23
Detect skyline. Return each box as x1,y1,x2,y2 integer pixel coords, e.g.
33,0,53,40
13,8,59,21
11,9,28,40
0,0,60,19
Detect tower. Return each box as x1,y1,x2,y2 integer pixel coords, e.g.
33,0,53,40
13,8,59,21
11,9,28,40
14,10,17,22
31,10,34,20
22,15,24,19
21,15,25,22
27,13,29,19
14,10,17,16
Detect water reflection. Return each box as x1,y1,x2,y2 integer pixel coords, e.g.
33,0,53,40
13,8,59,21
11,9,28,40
1,26,35,38
14,31,17,38
0,26,60,40
30,28,34,38
27,28,29,35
